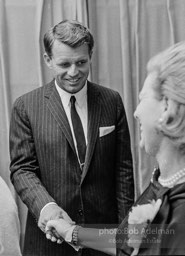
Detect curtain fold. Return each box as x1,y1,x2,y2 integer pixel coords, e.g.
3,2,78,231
0,0,12,188
119,0,139,195
167,0,175,44
36,0,44,86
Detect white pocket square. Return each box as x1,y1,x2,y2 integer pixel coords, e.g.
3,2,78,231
99,125,115,137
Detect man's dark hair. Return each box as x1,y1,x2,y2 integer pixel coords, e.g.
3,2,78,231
43,19,94,58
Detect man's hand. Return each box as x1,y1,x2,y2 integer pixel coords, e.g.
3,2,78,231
38,204,74,243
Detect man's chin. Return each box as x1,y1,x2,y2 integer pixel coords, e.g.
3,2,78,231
66,84,85,94
68,87,82,94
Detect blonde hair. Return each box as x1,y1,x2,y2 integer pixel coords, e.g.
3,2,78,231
147,41,185,152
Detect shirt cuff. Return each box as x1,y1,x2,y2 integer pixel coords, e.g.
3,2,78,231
40,202,57,215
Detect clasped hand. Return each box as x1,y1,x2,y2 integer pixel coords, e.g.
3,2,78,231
38,204,75,244
45,218,76,243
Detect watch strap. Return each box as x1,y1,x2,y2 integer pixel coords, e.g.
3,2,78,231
72,225,81,245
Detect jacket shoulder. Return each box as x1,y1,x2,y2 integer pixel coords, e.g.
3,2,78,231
13,81,53,106
88,81,120,98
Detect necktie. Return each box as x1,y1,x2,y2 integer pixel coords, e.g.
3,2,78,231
70,96,86,168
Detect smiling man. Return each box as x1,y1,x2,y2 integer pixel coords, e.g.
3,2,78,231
44,40,91,94
9,20,134,256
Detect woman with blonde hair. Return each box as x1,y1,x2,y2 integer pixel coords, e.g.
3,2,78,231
45,41,185,255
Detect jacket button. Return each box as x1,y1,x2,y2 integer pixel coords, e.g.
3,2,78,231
78,209,83,216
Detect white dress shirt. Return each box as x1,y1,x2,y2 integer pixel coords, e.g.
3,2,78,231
55,80,88,157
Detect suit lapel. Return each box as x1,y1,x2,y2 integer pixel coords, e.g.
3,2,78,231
44,80,101,179
44,81,76,154
81,81,101,184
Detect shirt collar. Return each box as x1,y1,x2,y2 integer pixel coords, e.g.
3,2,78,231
55,80,87,109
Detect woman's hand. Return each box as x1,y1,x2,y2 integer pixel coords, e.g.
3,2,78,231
45,218,76,242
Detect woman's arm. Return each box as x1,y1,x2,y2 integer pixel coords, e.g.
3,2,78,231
46,219,116,255
78,226,116,255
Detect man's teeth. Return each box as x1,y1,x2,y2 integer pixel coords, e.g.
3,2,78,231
68,78,79,82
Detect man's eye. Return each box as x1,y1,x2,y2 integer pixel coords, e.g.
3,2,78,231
60,63,70,68
77,60,87,66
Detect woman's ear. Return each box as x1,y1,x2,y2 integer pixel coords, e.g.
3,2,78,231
158,97,179,128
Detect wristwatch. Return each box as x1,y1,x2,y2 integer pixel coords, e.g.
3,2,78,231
71,225,81,246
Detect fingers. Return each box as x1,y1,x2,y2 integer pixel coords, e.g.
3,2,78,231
45,219,58,231
46,234,63,243
42,210,75,244
51,227,61,239
57,239,63,244
45,229,64,244
46,230,56,242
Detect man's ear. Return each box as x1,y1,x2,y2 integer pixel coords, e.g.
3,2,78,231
43,53,52,69
89,50,93,60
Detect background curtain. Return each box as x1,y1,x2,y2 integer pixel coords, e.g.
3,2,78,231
88,0,185,194
1,0,185,251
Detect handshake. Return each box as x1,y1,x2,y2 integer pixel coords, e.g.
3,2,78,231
38,203,78,246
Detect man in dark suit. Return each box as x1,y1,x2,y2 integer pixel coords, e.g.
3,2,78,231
9,20,134,256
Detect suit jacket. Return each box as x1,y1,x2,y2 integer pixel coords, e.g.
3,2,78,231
9,80,134,256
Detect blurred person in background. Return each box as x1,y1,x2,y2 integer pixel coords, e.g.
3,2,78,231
0,176,22,256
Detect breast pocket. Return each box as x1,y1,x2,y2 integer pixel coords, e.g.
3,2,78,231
99,125,115,138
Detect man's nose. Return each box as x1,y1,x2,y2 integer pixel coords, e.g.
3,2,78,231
68,64,79,76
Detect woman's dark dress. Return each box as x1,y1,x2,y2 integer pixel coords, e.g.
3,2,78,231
116,169,185,255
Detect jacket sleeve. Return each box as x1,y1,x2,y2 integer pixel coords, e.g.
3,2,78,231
115,93,135,222
9,97,55,220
